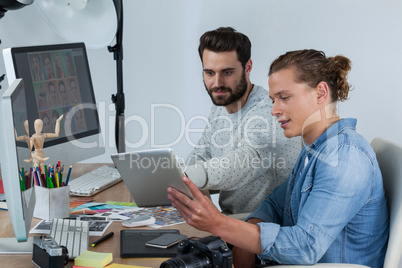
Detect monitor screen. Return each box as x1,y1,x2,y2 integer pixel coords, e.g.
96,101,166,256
3,43,105,165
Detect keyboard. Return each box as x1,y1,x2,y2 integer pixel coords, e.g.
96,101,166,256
50,218,89,259
68,165,122,196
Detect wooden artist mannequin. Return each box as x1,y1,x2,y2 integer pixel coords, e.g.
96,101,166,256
29,114,63,173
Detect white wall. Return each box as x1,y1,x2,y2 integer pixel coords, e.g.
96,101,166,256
1,0,401,164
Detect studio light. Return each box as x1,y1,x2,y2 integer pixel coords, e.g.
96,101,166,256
0,0,33,19
34,0,117,49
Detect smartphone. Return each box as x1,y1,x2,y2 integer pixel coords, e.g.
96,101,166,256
145,233,187,249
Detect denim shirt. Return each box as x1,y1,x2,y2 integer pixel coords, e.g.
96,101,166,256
246,118,389,267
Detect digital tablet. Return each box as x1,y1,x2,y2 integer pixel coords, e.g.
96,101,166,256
111,148,192,207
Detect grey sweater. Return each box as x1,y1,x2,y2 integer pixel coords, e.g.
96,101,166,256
186,85,301,214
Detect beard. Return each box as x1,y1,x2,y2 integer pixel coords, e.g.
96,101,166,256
205,71,248,106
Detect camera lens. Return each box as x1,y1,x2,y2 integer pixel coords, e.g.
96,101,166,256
160,253,212,268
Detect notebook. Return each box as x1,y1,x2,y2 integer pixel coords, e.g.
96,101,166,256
111,148,192,207
120,229,181,258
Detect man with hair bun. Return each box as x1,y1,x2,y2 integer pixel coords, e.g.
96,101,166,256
168,49,389,267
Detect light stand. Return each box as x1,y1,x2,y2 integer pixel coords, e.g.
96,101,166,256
108,0,125,153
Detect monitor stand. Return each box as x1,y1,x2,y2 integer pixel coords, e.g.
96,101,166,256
0,237,33,254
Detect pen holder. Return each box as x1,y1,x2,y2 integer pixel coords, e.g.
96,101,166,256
33,185,70,220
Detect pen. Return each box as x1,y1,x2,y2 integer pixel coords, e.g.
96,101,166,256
91,232,114,247
24,172,29,189
35,167,42,186
65,165,72,186
30,168,33,188
57,166,60,187
60,165,64,185
19,172,26,191
55,172,59,187
30,168,34,187
40,172,47,188
47,177,54,188
51,170,56,188
33,170,39,186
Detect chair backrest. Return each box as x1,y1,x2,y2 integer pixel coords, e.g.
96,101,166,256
371,138,402,268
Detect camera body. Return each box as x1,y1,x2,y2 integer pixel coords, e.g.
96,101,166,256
32,235,68,268
160,235,232,268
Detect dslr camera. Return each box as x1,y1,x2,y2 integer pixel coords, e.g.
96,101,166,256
32,235,69,268
160,235,232,268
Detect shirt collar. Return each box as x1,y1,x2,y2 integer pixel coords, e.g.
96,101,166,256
306,118,357,152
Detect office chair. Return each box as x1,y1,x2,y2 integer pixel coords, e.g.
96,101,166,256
269,138,402,268
371,138,402,268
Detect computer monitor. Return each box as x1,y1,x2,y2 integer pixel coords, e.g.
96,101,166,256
0,43,105,253
0,79,36,251
2,42,105,166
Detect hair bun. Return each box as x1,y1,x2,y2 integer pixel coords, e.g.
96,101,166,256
329,55,352,101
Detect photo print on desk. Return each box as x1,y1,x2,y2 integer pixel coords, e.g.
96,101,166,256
118,206,185,228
